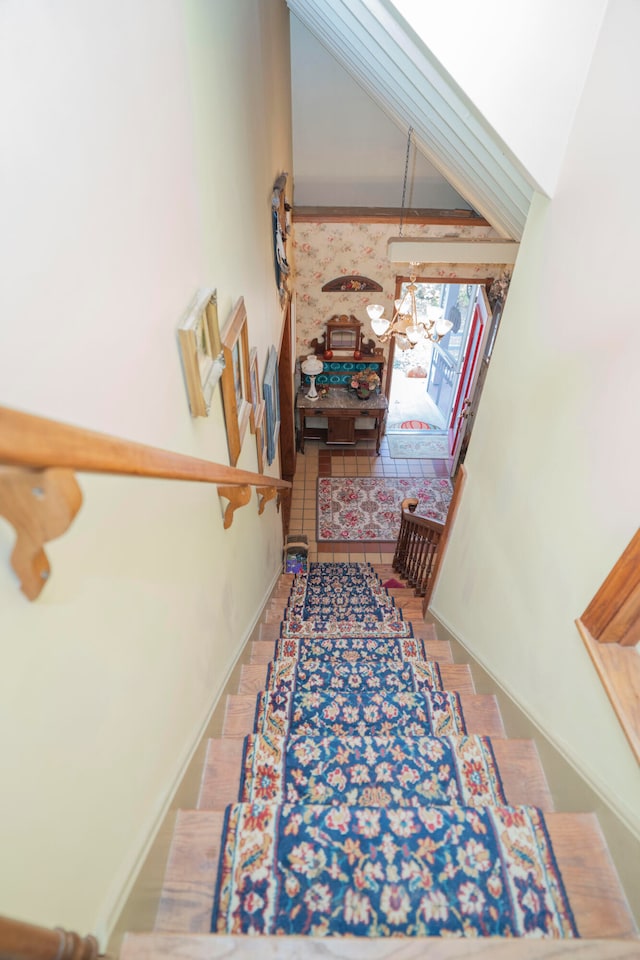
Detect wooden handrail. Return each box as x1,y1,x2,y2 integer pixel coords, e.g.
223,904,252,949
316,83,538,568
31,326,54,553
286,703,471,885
0,915,100,960
0,406,290,599
0,406,289,489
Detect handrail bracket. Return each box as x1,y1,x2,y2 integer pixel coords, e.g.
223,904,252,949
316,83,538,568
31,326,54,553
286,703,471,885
0,467,83,600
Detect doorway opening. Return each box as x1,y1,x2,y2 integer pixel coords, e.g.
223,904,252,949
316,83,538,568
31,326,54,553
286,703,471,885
386,280,481,436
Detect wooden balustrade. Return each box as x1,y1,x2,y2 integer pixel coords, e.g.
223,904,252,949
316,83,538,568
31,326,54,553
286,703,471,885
0,915,100,960
392,497,445,600
393,468,466,616
0,405,290,599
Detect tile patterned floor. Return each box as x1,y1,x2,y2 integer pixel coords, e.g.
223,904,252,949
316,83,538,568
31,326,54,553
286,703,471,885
290,436,452,564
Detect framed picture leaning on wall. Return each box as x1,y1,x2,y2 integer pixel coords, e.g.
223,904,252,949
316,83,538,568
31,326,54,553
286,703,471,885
220,297,252,466
249,346,261,434
177,288,224,417
263,345,280,466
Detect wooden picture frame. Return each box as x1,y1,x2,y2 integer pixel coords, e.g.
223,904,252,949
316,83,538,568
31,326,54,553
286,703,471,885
263,345,280,466
249,346,261,434
220,297,252,466
254,400,266,474
177,288,224,417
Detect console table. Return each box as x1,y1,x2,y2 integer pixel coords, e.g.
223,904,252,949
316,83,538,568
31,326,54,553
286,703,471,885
297,387,387,454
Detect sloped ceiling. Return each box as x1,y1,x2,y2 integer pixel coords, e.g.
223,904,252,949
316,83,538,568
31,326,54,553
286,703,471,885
286,0,534,239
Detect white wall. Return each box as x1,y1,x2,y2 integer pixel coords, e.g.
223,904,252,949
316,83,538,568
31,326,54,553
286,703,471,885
433,0,640,842
290,15,471,209
0,0,292,942
391,0,608,197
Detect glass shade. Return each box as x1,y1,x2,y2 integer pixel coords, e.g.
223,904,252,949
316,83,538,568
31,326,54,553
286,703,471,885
301,354,323,376
366,304,385,321
405,323,422,344
371,317,390,337
435,318,454,337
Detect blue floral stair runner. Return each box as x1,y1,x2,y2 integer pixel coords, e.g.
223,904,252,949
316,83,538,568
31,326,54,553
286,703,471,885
265,657,443,693
239,734,507,808
211,562,578,939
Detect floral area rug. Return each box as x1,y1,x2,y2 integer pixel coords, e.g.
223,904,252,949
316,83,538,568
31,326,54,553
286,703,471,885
254,689,467,739
387,430,450,460
317,477,453,542
239,734,507,809
265,657,443,694
212,801,578,937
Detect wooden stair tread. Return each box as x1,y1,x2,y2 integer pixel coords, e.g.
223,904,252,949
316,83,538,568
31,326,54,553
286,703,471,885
122,933,640,959
237,662,475,696
197,737,553,813
198,740,244,810
546,813,637,938
154,810,637,939
490,738,554,810
155,811,224,934
222,693,505,739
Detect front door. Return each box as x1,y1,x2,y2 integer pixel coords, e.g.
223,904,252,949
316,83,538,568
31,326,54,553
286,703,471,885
448,288,491,472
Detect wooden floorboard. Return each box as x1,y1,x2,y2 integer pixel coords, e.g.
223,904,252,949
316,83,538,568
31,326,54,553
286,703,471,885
124,933,640,960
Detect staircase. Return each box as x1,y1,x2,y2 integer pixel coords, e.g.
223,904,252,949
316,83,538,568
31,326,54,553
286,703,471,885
121,563,637,958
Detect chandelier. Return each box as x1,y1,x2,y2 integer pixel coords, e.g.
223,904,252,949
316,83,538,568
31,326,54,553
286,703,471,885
365,126,453,349
366,263,453,348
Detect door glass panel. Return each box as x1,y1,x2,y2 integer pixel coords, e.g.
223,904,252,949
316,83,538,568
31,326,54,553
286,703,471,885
395,281,479,427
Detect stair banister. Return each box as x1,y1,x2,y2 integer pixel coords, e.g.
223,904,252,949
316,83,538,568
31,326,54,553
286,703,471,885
0,405,290,599
392,468,467,615
0,915,100,960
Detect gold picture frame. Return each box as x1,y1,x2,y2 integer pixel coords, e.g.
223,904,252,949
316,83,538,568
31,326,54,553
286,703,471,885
177,288,224,417
249,346,261,434
254,400,266,474
220,297,252,466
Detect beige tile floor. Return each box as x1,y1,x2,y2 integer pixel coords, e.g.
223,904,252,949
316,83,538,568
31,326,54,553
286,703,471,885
289,436,451,564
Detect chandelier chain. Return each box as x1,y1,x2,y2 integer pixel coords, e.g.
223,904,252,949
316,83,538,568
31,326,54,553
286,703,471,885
398,126,413,238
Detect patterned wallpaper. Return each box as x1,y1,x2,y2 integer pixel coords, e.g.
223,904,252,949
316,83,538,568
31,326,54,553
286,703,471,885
292,220,510,360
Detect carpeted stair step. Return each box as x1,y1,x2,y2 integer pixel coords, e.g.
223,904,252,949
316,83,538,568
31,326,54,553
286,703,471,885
223,692,506,739
263,656,445,693
213,800,578,937
254,688,469,739
258,617,439,644
272,635,432,662
252,632,454,664
237,733,510,808
153,807,637,939
198,736,554,812
238,660,476,696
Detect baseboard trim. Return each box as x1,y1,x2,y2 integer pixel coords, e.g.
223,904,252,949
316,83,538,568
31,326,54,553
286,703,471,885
430,605,640,926
105,564,283,953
